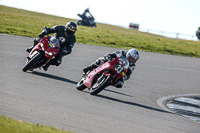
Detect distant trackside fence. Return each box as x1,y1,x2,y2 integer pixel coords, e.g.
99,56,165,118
139,28,198,41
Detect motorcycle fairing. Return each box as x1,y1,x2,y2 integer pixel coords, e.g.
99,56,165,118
26,37,60,69
84,61,113,89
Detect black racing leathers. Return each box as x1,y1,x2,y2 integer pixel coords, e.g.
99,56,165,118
40,25,76,56
39,25,76,66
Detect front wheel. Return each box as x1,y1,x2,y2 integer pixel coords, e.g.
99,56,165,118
76,77,86,91
77,20,82,25
90,75,112,95
22,52,42,72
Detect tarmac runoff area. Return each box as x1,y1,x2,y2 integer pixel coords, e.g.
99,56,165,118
157,94,200,123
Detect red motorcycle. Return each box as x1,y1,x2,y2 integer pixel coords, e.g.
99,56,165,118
22,27,60,72
76,56,129,95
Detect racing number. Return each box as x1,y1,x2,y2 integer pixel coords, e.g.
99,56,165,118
114,63,124,73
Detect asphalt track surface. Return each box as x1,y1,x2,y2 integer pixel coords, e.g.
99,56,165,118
0,34,200,133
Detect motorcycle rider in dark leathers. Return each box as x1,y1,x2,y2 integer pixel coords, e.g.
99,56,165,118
80,8,95,25
82,48,140,88
82,8,89,23
26,21,77,71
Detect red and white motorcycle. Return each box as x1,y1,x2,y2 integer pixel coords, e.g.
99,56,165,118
76,56,129,95
22,27,60,72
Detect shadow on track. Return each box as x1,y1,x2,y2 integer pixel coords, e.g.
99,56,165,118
96,94,171,114
104,89,133,97
31,71,77,85
81,89,133,97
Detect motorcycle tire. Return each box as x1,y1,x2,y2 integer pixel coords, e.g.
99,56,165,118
93,23,96,28
90,75,112,95
77,20,82,25
76,77,86,91
22,52,42,72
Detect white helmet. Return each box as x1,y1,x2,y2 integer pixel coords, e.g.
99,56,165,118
126,48,139,64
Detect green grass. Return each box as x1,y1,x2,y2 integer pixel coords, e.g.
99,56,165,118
1,5,200,57
0,116,73,133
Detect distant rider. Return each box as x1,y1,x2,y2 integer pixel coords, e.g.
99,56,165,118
81,8,95,24
196,27,200,40
82,8,89,20
26,21,78,71
82,48,140,88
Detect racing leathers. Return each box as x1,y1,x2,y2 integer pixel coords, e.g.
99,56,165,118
83,50,136,88
81,8,95,25
28,25,76,70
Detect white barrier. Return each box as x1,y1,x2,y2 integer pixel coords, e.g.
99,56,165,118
139,28,198,41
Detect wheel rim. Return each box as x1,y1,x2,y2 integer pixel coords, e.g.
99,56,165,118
78,78,84,86
91,76,106,90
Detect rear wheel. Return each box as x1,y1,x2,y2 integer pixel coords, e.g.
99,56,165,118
22,52,42,72
93,23,96,28
76,77,86,91
90,75,112,95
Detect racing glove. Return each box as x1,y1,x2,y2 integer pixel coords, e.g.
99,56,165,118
38,33,45,38
105,54,112,62
60,48,72,56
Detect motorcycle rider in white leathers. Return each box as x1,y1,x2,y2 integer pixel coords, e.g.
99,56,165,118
83,48,140,88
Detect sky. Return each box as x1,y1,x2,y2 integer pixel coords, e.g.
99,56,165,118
0,0,200,40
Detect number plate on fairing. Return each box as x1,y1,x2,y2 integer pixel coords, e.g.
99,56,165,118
114,63,124,73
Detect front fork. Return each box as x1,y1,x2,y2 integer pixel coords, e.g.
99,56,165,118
98,72,112,84
27,50,45,66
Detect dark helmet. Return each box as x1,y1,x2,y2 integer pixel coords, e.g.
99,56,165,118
85,8,89,12
65,21,77,37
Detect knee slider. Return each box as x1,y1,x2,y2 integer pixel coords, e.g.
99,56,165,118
113,80,124,88
56,59,62,66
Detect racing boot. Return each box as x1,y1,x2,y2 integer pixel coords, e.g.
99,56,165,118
26,46,34,53
83,65,93,74
42,62,51,71
82,64,98,74
26,38,40,53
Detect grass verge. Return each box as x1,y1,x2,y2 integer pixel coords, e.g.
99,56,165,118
0,116,73,133
0,5,200,57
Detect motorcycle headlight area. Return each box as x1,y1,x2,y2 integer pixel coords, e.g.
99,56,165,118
45,51,53,56
40,43,53,56
40,43,45,50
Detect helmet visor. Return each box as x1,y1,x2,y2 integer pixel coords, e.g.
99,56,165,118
128,56,137,64
65,29,75,37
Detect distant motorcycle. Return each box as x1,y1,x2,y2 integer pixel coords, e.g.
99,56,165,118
22,27,60,72
76,56,129,95
77,11,96,28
